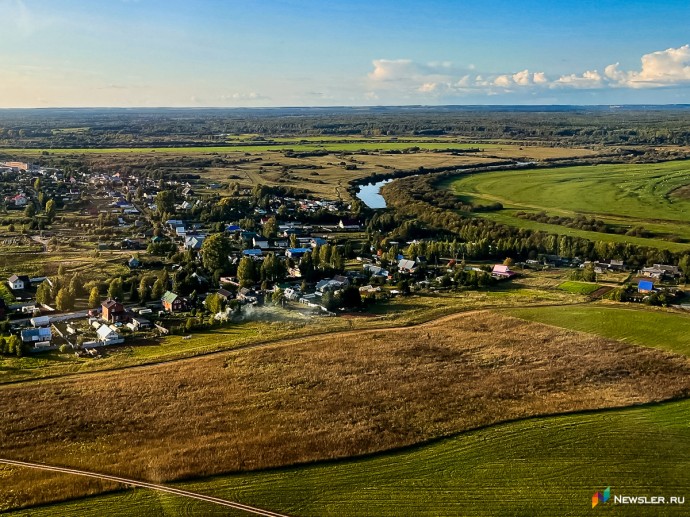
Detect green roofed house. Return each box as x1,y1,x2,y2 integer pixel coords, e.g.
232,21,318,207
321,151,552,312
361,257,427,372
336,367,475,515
161,291,187,312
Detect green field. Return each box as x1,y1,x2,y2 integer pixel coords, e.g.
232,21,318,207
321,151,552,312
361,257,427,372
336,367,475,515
506,304,690,357
557,281,601,295
448,160,690,249
12,398,690,517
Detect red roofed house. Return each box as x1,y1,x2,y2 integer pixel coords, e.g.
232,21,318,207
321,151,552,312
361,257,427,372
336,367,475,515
492,264,516,279
102,298,127,323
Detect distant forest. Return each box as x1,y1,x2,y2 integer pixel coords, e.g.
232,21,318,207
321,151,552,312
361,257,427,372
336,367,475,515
2,106,690,147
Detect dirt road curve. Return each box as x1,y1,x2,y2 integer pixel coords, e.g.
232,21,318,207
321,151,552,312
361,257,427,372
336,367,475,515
0,458,289,517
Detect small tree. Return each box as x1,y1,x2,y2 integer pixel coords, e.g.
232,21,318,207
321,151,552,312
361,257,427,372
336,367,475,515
45,199,56,223
272,288,284,305
205,293,224,314
88,286,100,308
56,287,75,311
107,278,124,300
237,256,257,287
138,276,150,302
503,257,514,267
151,278,164,300
8,335,21,356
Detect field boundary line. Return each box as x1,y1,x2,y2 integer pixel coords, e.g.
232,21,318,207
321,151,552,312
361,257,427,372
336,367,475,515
0,458,289,517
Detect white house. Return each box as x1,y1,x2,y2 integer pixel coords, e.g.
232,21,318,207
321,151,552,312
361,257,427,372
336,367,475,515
96,324,122,344
8,274,29,290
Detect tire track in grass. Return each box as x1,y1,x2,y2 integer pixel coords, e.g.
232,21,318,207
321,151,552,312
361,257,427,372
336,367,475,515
0,459,289,517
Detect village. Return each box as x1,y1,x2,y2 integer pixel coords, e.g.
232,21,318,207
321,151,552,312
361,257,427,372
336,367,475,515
0,159,687,356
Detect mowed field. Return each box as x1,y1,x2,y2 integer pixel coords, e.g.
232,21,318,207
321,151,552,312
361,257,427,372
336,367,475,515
2,310,690,511
447,160,690,249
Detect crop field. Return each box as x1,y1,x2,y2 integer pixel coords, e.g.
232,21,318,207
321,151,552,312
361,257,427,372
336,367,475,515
15,398,690,517
2,310,689,511
447,160,690,249
505,304,690,357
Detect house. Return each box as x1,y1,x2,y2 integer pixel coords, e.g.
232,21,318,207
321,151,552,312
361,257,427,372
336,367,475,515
332,274,350,286
286,248,311,260
492,264,516,279
338,218,360,230
101,299,127,323
237,287,258,304
310,237,327,248
8,274,31,291
96,324,123,344
12,194,28,207
364,264,389,277
316,278,346,295
284,287,301,301
128,257,141,269
638,280,655,294
398,259,417,274
653,264,681,277
182,187,195,198
253,238,269,249
639,267,665,280
127,317,152,331
162,291,187,312
20,327,52,344
242,248,264,258
184,235,205,250
217,288,233,301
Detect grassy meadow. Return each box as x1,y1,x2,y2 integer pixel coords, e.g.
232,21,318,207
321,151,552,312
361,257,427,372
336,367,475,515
447,160,690,249
505,303,690,357
2,310,689,511
557,280,601,295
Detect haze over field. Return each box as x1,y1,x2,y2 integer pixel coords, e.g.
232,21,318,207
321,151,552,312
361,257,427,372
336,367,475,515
3,0,690,107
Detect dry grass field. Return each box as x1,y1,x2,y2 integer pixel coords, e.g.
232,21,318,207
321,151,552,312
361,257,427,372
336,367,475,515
1,311,689,511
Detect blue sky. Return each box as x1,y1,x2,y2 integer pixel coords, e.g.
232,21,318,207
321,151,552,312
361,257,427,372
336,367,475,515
2,0,690,107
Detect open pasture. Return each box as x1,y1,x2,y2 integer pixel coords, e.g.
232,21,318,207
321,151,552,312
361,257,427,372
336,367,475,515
448,160,690,248
506,304,690,357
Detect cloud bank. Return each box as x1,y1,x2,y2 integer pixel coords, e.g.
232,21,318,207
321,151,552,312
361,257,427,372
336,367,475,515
367,45,690,98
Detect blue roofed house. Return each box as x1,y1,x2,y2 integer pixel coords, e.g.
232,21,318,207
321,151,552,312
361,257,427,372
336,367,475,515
21,327,53,350
638,280,655,294
286,248,311,260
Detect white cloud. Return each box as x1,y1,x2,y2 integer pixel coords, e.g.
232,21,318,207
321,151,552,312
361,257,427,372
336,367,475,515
554,70,602,88
604,45,690,88
366,45,690,100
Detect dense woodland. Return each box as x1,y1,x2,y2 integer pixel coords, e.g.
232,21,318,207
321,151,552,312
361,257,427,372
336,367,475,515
3,106,690,148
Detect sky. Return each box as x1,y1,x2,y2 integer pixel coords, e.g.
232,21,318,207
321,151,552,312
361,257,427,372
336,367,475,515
2,0,690,107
